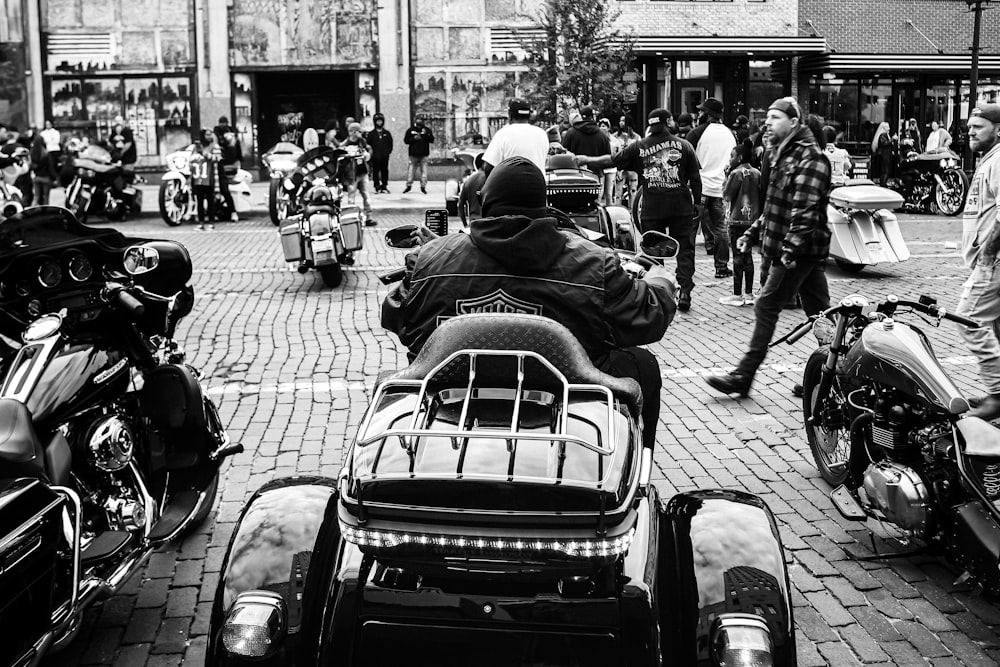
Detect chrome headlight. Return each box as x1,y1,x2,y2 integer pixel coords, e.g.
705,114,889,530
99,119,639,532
86,415,135,473
222,591,287,660
171,155,188,171
812,317,836,346
711,614,773,667
283,177,296,191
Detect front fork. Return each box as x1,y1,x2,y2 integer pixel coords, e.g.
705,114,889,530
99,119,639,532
810,316,852,429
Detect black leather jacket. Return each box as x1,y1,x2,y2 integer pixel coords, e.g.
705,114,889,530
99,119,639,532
381,215,676,364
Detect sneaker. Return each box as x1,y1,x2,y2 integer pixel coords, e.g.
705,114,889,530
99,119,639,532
365,217,377,227
715,267,733,279
706,371,752,398
718,294,746,306
421,186,428,194
403,185,412,194
230,212,239,222
382,188,391,194
196,224,205,231
677,290,691,312
744,292,756,305
207,223,215,231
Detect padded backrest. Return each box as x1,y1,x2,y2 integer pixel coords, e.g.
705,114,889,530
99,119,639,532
546,154,579,171
388,314,642,414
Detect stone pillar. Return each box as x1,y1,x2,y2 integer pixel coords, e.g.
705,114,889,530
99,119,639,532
24,0,43,127
378,0,411,181
197,0,232,131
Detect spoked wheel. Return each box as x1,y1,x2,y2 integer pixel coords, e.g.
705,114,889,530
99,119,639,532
269,178,289,225
934,168,969,217
159,180,186,226
802,348,852,486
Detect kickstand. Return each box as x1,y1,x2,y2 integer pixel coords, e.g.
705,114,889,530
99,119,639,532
847,532,928,562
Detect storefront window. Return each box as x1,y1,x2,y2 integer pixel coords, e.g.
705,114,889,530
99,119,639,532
160,77,192,155
233,73,255,163
84,79,122,142
748,60,788,128
860,78,891,145
808,77,859,144
924,79,955,144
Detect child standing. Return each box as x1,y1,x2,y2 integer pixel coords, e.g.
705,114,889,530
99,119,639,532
191,129,220,230
720,139,762,306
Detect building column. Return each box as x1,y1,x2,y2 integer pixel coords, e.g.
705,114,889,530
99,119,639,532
24,0,43,127
197,0,232,129
379,0,411,180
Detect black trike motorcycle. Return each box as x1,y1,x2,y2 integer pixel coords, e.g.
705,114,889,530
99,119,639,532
890,148,969,216
0,207,242,666
207,229,796,667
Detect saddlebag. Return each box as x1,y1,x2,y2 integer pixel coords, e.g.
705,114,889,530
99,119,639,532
280,217,304,263
950,501,1000,597
139,364,210,470
0,478,64,667
339,205,364,252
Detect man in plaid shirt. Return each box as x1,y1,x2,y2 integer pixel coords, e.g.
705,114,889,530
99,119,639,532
706,97,831,396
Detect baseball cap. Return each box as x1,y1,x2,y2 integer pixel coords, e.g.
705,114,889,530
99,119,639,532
768,96,802,120
508,98,532,119
971,104,1000,125
698,97,724,118
580,106,597,121
647,108,673,126
348,122,362,132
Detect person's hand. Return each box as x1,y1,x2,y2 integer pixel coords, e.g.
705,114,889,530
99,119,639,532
575,155,588,167
736,236,750,253
643,264,677,292
780,251,797,269
410,225,439,246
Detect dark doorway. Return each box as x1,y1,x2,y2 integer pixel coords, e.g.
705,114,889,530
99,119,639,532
255,71,356,151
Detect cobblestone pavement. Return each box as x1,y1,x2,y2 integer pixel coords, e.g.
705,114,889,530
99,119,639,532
39,205,1000,666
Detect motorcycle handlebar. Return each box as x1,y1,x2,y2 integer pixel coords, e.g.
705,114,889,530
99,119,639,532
114,290,146,317
896,299,982,329
379,268,406,285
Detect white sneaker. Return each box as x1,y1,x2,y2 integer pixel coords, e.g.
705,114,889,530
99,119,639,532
230,212,239,222
718,294,746,306
744,293,756,305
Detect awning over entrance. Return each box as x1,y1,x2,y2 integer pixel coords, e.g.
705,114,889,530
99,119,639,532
633,36,828,56
800,53,1000,73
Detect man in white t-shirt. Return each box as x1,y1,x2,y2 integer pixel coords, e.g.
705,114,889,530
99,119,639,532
694,98,737,279
823,126,853,186
482,98,549,176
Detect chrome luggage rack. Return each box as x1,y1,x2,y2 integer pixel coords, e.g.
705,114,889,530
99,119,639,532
352,348,621,480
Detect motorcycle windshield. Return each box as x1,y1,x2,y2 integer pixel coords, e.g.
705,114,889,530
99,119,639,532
79,145,114,164
0,206,139,259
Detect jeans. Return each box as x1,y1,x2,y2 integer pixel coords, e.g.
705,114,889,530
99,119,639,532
643,214,696,294
351,173,373,215
33,178,53,206
193,184,214,223
728,223,754,295
699,196,729,271
218,163,236,216
371,157,389,191
599,346,661,449
407,156,428,187
736,259,830,380
957,260,1000,394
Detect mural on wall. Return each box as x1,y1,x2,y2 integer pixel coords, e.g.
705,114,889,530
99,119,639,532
414,68,524,158
230,0,378,68
0,44,27,131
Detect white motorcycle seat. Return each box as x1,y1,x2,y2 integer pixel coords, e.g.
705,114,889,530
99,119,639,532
958,417,1000,457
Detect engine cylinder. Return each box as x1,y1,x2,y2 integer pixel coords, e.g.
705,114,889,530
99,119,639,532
85,415,135,472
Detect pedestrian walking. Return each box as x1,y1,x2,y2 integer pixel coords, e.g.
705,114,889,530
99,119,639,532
719,139,762,307
706,97,832,397
693,98,737,278
577,107,702,312
191,129,220,231
213,116,242,221
343,122,376,225
107,116,136,176
403,115,434,194
482,98,549,175
366,112,393,193
954,104,1000,420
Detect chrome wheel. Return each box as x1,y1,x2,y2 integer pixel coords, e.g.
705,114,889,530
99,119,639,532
159,180,186,226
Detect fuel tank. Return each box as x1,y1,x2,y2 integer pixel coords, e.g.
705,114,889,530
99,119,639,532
1,338,130,425
839,320,967,414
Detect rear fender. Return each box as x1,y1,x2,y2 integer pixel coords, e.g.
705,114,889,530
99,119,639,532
659,489,795,667
161,170,186,183
445,178,459,201
208,477,338,667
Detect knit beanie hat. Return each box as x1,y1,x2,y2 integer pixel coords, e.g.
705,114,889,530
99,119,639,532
481,157,548,218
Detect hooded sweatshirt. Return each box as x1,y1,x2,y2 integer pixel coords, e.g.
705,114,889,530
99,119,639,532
562,119,612,162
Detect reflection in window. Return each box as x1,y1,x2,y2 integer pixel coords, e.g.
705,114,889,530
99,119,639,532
84,79,122,143
51,79,84,122
809,77,859,143
234,73,255,163
676,61,709,79
160,77,192,155
125,79,159,158
747,60,787,128
861,79,891,145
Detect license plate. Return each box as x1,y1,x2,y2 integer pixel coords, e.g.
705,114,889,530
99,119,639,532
313,238,334,253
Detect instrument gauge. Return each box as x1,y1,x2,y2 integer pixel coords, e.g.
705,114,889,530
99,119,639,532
38,260,62,288
67,253,94,282
15,280,31,297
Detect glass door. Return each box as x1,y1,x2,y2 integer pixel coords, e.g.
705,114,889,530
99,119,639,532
893,79,921,148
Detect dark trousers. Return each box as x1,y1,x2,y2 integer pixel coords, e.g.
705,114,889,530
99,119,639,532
642,214,696,293
728,223,754,295
371,157,389,191
194,184,214,222
736,259,830,380
699,196,729,271
599,346,661,449
217,163,236,214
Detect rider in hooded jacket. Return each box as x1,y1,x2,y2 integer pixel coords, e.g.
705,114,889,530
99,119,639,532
382,156,677,448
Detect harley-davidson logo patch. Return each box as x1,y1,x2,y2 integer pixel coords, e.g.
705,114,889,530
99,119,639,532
455,290,543,316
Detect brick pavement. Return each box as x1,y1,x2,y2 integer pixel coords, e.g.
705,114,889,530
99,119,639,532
39,207,1000,666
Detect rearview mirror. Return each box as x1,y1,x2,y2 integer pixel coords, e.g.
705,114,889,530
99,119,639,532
639,231,679,259
123,244,160,275
385,225,420,249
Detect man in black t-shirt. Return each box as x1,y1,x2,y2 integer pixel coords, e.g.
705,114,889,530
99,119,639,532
108,116,136,174
578,108,702,311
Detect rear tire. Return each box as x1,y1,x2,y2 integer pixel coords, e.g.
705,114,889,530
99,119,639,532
803,348,851,486
159,180,185,226
318,264,343,288
269,178,288,225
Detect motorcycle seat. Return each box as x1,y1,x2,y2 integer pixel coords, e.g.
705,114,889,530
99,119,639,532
304,204,337,216
385,313,643,418
959,417,1000,457
0,398,45,477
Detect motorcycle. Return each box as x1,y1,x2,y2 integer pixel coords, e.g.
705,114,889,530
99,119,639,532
546,153,637,252
262,141,305,225
0,149,27,219
63,145,142,223
777,292,1000,595
159,145,253,227
444,144,486,217
890,148,969,217
0,205,243,666
828,180,910,273
277,146,363,288
208,230,796,667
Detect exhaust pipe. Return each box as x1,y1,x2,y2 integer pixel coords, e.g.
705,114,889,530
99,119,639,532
1,200,23,218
